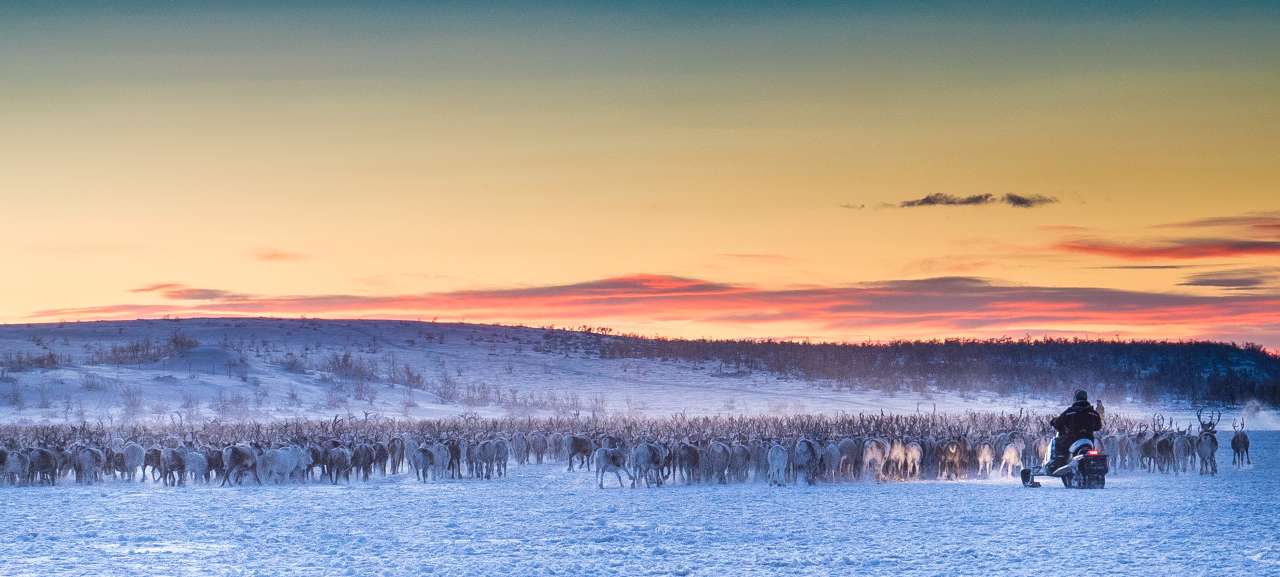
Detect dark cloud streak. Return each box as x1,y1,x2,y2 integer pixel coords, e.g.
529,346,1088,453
897,193,1057,209
1180,268,1280,290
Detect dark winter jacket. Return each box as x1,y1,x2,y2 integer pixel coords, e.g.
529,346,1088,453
1051,400,1102,437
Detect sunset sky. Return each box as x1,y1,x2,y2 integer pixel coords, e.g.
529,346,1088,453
3,3,1278,347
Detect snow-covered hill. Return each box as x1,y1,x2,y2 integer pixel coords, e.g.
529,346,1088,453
0,318,1270,427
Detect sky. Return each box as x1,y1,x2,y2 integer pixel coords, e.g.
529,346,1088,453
2,2,1279,347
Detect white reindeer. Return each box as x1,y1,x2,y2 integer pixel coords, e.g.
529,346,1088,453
186,450,209,484
593,447,632,489
999,441,1024,478
766,444,788,486
122,442,145,482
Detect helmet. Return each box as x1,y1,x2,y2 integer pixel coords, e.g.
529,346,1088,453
1074,389,1088,402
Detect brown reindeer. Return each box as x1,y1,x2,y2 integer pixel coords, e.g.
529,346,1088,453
938,435,965,480
1231,418,1251,468
564,435,593,472
161,447,186,486
220,444,262,486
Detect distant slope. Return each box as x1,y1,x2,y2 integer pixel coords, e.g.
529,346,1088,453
0,318,1274,425
586,333,1280,405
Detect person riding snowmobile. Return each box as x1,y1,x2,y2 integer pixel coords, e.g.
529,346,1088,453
1042,389,1103,473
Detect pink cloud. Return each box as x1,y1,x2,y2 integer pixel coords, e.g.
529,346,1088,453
1157,211,1280,238
254,248,308,262
1055,238,1280,260
28,274,1280,347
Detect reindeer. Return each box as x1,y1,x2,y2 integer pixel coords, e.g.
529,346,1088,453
429,442,449,480
938,437,965,481
1195,408,1220,476
186,447,210,484
161,447,186,486
1139,416,1168,473
205,446,226,483
73,446,104,485
302,445,323,481
999,439,1024,478
1231,418,1251,468
3,449,29,486
974,440,995,479
656,441,675,483
705,441,731,484
121,442,145,482
861,437,890,482
886,438,908,481
144,447,163,481
548,433,564,462
28,447,59,486
476,439,496,479
1032,435,1052,470
491,437,510,479
404,437,423,479
414,446,436,482
352,443,375,481
220,444,262,486
372,442,390,476
675,442,701,483
464,439,479,477
447,438,463,478
1154,421,1177,474
263,445,305,484
387,436,405,475
327,446,352,484
529,432,548,464
729,442,752,483
629,442,663,488
1171,425,1194,474
593,447,631,489
564,435,593,472
791,438,820,485
836,437,863,481
511,432,529,466
748,439,770,482
766,443,789,486
901,440,924,481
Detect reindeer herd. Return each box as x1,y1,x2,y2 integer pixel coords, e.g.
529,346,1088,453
1094,409,1257,476
0,409,1256,490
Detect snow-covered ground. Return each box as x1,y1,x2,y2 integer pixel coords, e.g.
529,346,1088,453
1,434,1273,577
1,319,1267,426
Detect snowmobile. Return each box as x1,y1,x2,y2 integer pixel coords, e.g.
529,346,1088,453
1020,437,1108,489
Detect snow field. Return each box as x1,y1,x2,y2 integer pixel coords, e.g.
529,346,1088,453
2,433,1274,577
